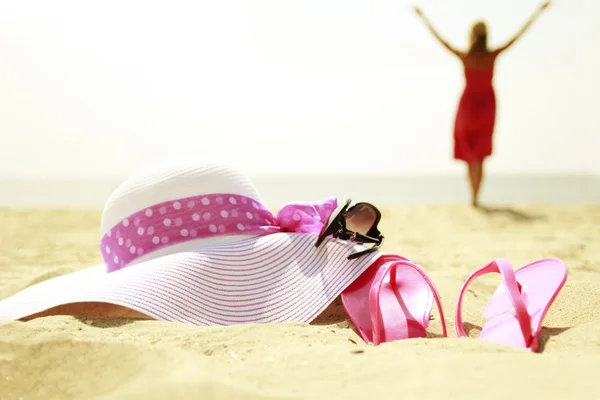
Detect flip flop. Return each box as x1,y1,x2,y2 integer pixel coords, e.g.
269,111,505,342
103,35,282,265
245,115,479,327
455,258,568,352
342,254,448,345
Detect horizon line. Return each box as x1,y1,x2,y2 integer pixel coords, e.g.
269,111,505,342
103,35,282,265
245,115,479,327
1,172,599,181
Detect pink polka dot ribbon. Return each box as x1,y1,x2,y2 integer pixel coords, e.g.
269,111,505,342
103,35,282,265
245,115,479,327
100,194,338,273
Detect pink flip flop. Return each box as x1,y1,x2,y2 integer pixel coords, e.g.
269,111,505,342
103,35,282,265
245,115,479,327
455,258,568,352
342,254,448,345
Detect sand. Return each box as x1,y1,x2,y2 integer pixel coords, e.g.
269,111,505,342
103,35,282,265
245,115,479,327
1,204,599,399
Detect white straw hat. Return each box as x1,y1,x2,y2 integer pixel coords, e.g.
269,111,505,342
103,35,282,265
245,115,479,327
0,161,382,325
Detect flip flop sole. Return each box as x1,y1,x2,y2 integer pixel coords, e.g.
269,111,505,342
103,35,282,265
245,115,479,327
370,264,433,343
480,258,567,351
342,255,436,344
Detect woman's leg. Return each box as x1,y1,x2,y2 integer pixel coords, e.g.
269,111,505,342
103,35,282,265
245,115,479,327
467,161,483,207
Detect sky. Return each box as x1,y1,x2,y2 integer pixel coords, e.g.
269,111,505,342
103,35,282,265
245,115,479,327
0,0,598,178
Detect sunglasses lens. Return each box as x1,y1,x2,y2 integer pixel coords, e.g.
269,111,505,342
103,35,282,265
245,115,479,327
345,204,378,236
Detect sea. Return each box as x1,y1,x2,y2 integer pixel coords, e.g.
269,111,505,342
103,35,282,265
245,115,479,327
0,174,598,208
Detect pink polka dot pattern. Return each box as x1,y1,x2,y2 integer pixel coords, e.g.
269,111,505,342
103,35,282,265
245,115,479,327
100,193,280,273
276,197,338,234
100,194,339,273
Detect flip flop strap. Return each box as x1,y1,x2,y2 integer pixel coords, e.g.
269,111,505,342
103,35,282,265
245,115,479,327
455,258,532,345
399,261,448,338
369,258,448,345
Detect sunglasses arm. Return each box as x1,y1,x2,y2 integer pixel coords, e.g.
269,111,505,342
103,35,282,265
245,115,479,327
347,231,383,246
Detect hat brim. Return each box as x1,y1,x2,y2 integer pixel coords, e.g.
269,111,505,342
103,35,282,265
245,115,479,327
0,233,381,326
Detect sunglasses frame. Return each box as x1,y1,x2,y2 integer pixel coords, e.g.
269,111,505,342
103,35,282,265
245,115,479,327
315,198,384,260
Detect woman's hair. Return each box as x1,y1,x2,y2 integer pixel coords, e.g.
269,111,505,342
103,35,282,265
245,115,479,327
468,20,488,54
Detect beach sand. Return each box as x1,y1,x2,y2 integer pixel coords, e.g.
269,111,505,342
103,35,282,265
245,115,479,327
1,204,599,399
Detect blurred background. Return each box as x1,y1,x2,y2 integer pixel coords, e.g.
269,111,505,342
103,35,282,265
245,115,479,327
0,0,598,206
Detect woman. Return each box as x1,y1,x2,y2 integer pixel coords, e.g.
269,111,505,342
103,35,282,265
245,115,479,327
414,2,550,207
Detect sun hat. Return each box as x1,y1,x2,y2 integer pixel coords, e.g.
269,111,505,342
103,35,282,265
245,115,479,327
0,160,383,326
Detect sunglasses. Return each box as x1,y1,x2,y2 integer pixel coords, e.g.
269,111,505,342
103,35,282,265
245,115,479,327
315,198,384,260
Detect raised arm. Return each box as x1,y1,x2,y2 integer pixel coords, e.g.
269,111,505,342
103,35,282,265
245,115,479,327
414,7,463,57
494,1,550,54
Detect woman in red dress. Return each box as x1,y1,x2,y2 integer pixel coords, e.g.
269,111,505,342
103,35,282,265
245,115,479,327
414,2,551,207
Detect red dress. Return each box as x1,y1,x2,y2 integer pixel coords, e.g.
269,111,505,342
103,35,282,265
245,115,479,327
453,67,496,163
